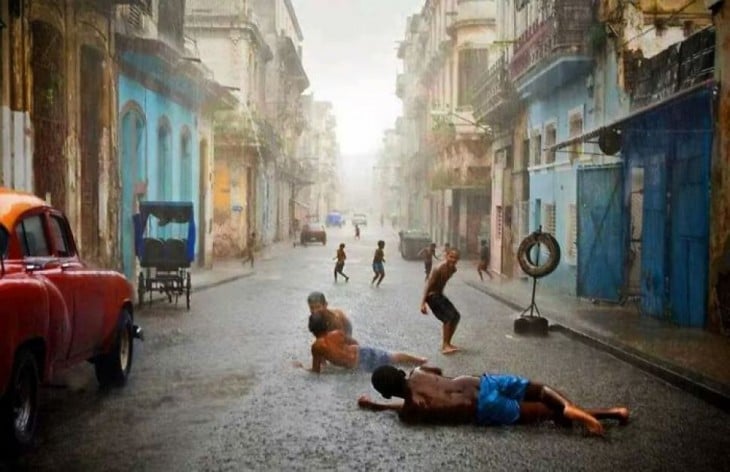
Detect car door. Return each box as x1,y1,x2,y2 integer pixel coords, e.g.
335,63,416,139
15,212,76,360
47,212,105,359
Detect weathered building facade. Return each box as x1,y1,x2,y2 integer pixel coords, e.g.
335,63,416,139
0,0,120,268
395,0,495,256
116,0,231,278
709,0,730,334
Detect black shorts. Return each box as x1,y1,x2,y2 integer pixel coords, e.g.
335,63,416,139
335,262,345,271
424,261,433,273
426,293,461,324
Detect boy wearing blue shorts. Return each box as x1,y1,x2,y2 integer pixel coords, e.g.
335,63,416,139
371,240,386,287
358,365,629,436
294,314,427,374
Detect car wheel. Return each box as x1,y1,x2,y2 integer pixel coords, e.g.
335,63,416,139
95,309,134,388
0,349,40,456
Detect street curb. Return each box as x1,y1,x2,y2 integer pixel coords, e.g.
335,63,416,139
549,324,730,413
465,280,730,413
139,271,255,309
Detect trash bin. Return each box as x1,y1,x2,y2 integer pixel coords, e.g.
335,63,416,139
399,230,432,260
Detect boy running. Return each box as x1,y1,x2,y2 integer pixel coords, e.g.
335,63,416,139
333,243,350,283
371,240,386,287
477,239,493,281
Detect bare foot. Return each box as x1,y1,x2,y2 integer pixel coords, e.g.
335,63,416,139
616,407,630,425
565,405,604,436
441,346,461,355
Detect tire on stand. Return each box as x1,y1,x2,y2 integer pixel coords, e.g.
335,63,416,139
95,309,134,388
516,232,561,278
0,349,40,456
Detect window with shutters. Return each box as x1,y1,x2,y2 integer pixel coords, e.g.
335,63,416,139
569,108,584,162
544,122,556,164
458,48,489,107
531,133,542,166
542,202,556,235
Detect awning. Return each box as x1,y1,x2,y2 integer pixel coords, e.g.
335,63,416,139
547,79,717,153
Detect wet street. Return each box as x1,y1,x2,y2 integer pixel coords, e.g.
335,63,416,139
5,227,730,472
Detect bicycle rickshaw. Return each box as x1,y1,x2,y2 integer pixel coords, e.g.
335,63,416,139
134,201,196,309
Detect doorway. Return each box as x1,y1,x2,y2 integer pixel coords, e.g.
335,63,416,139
31,21,66,209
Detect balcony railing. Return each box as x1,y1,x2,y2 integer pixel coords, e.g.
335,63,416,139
630,27,715,110
509,0,593,82
471,54,516,125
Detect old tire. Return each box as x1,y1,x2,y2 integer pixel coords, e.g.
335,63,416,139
0,349,40,456
517,232,561,278
95,309,134,389
514,316,549,336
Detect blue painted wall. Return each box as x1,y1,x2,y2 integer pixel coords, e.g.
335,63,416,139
118,74,200,280
527,77,591,295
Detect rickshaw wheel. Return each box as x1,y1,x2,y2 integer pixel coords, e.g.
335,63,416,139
137,272,145,307
186,272,191,310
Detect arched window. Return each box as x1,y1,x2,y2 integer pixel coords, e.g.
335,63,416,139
180,127,192,201
157,118,172,201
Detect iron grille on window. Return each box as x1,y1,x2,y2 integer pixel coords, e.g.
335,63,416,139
542,202,556,236
568,203,577,260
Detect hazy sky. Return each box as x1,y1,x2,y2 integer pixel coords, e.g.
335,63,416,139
291,0,422,159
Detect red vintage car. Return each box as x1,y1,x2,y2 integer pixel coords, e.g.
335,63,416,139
0,188,142,454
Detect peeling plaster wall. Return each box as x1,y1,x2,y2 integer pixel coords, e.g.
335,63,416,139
1,1,118,268
709,1,730,334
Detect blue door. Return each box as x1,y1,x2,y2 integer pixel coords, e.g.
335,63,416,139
577,165,624,301
641,153,668,319
669,147,710,327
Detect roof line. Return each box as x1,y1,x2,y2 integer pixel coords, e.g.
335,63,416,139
284,0,304,41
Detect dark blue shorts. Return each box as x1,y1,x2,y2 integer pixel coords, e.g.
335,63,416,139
475,374,530,425
372,262,385,273
426,293,461,324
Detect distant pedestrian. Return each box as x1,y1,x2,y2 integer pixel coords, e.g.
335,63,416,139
371,240,386,287
442,242,451,259
355,224,361,240
417,242,439,281
477,239,493,281
246,231,256,268
421,248,462,354
334,243,350,283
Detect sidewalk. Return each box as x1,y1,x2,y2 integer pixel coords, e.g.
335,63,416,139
463,275,730,412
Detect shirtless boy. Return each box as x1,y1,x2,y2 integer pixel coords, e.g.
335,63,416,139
333,243,350,283
371,240,386,287
307,291,353,337
296,315,427,373
421,249,462,354
358,365,629,436
417,243,439,281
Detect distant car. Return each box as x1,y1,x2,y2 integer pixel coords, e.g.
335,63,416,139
0,188,142,453
325,212,343,227
301,222,327,245
352,213,367,226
